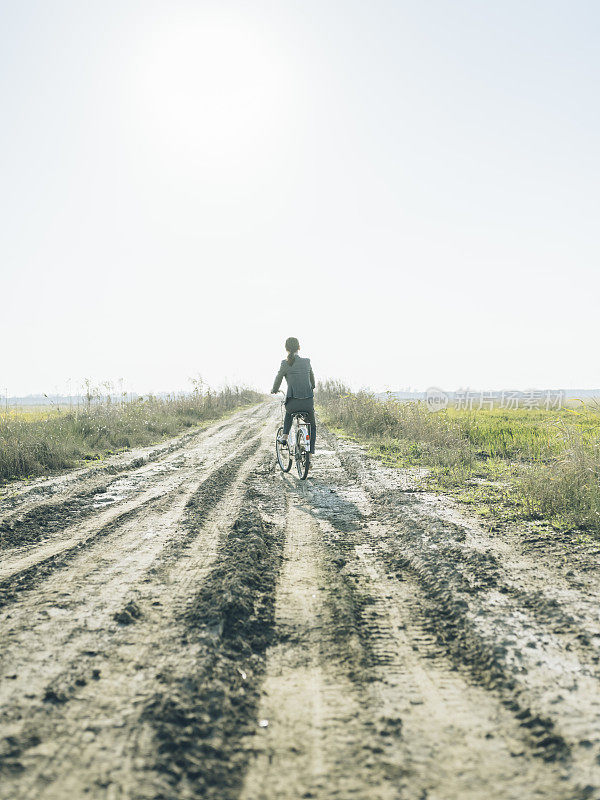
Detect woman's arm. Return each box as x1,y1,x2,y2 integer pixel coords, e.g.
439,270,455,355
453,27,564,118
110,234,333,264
271,360,288,393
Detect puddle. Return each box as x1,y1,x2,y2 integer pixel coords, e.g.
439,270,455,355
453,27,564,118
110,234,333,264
90,479,138,508
92,493,127,509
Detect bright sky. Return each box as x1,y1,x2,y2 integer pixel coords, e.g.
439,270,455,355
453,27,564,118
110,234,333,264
1,0,599,396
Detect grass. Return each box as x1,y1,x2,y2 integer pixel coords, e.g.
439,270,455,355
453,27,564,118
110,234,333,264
0,387,263,484
1,407,71,422
316,380,600,534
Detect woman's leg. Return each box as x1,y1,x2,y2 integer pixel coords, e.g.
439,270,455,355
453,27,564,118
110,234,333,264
302,400,316,453
306,407,316,454
282,409,293,436
282,399,295,437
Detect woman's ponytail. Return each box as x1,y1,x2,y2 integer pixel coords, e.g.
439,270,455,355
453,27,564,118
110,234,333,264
285,336,300,365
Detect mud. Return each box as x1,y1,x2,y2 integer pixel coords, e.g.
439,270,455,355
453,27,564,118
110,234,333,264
141,486,284,799
0,402,599,799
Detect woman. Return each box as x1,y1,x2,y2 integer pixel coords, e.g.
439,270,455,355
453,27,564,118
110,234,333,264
271,336,316,455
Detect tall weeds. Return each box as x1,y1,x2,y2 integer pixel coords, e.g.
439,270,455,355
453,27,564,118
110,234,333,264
0,387,263,483
316,382,471,470
316,382,600,533
519,419,600,530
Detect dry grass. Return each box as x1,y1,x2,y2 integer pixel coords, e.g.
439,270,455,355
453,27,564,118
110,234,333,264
0,387,263,483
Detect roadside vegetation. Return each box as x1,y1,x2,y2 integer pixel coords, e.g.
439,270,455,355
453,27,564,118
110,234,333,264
316,381,600,534
0,386,263,483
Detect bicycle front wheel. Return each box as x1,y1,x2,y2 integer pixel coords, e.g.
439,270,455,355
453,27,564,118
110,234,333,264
276,426,292,472
295,429,310,480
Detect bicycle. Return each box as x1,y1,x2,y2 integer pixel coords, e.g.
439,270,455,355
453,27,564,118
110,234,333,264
275,391,311,480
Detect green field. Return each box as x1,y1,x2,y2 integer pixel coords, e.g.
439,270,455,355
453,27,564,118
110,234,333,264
316,382,600,534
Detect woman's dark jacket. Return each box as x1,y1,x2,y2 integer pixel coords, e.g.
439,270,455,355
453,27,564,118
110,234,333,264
271,356,315,399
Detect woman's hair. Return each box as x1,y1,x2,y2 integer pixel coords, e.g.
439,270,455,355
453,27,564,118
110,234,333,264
285,336,300,365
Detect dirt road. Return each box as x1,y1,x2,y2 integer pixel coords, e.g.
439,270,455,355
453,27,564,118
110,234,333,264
1,401,599,799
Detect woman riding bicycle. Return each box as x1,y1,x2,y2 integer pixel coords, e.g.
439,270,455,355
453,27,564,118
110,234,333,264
271,336,316,455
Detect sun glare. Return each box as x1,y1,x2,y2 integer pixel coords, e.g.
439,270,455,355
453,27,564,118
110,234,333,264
130,14,289,170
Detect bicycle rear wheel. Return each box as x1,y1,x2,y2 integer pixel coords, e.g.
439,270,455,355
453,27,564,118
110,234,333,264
276,426,292,472
295,429,310,480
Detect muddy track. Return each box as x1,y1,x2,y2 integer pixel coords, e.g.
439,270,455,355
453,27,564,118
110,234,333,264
0,402,599,799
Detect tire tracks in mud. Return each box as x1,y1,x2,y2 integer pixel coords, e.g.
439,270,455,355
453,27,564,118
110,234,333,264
241,499,405,800
2,404,599,799
0,404,265,530
0,405,269,609
318,428,600,797
0,407,273,798
0,493,169,611
0,452,271,800
0,403,266,550
139,467,286,800
392,488,600,674
0,440,260,712
242,440,584,800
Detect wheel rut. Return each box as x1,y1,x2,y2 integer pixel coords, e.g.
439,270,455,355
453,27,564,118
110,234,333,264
242,437,581,800
0,405,270,607
318,427,600,797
